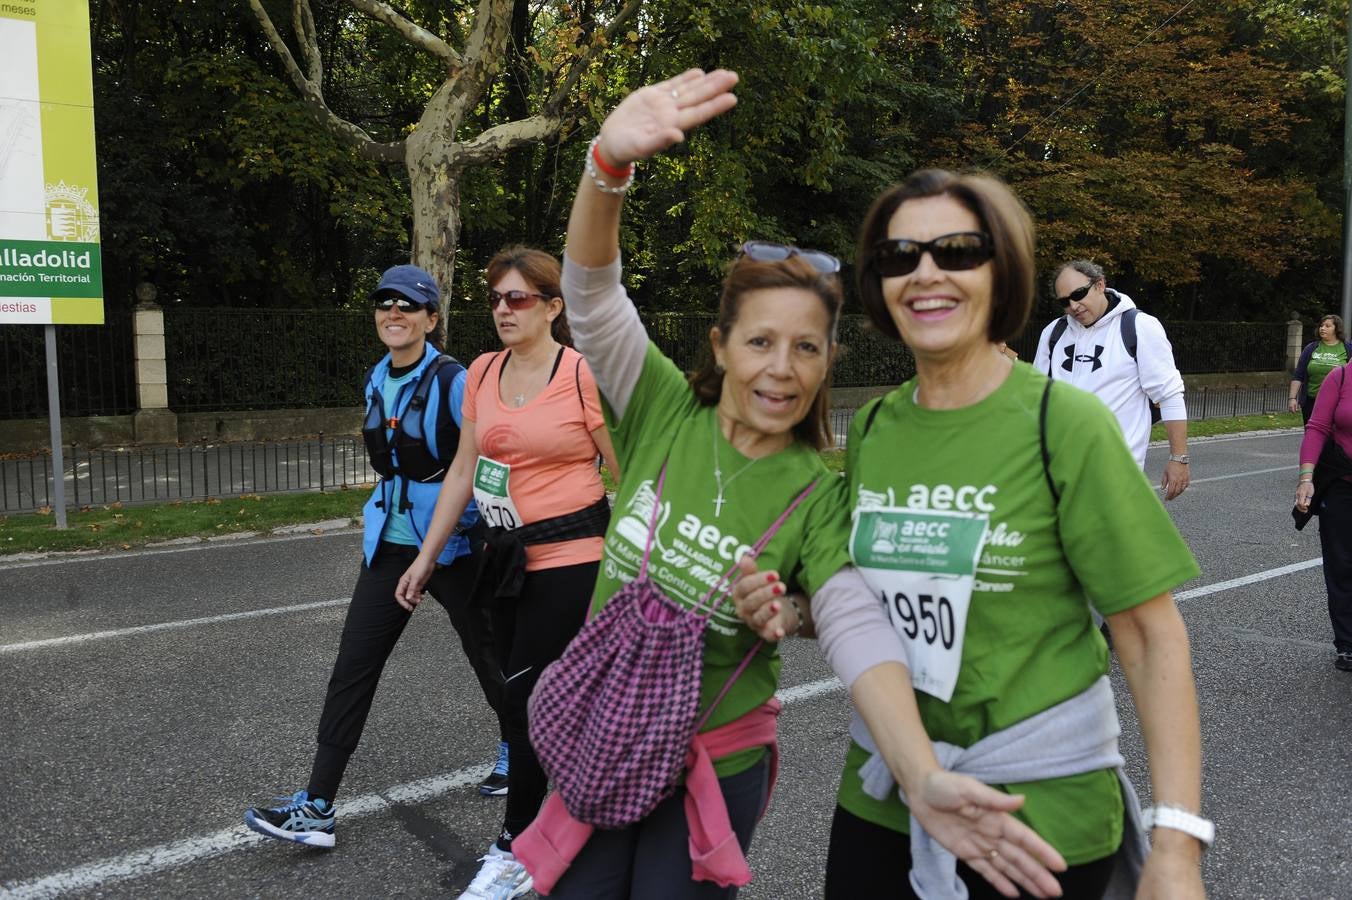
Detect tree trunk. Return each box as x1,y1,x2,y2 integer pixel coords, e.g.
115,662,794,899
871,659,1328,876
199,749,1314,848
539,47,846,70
406,140,462,309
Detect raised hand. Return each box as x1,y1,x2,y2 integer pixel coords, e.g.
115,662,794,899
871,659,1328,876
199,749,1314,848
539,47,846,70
594,69,739,169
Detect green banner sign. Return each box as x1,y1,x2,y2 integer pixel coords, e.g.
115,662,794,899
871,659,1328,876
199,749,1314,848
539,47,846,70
0,0,104,325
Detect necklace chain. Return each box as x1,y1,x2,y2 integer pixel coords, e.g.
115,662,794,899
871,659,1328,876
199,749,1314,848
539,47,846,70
712,424,759,517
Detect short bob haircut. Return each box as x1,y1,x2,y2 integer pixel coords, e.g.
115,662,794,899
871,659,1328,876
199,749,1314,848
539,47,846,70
1320,314,1346,342
687,254,843,451
855,169,1035,345
485,245,573,347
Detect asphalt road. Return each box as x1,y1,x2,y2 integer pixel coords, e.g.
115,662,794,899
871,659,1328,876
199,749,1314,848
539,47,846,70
1,429,1346,899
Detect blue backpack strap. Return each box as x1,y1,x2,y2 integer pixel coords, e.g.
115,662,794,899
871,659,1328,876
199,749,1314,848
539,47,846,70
1046,317,1070,376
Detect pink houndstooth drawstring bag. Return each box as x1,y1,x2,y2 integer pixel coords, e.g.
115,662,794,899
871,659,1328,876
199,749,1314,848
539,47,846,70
527,463,818,829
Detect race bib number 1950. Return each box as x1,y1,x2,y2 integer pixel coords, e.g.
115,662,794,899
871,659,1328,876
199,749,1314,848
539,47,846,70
850,507,989,702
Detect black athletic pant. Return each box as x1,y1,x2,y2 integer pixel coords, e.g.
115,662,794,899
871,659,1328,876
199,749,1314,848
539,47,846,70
308,539,503,803
824,805,1116,900
494,560,597,849
1320,478,1352,653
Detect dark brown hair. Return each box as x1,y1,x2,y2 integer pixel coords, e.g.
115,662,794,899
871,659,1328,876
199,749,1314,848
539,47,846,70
688,255,843,450
855,169,1035,345
486,245,573,347
1321,314,1345,342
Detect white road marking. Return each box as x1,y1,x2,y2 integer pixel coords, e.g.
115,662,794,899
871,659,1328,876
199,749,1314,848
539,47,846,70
1154,465,1295,491
1174,558,1323,603
0,598,349,654
0,678,845,899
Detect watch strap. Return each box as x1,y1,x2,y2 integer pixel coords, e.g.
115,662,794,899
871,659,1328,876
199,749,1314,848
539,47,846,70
1142,805,1214,848
1168,454,1190,464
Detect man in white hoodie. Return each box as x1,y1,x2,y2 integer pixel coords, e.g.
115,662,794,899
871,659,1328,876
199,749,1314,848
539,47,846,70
1034,260,1191,500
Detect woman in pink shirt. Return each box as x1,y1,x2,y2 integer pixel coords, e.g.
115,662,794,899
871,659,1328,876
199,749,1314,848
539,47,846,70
397,246,620,900
1294,360,1352,671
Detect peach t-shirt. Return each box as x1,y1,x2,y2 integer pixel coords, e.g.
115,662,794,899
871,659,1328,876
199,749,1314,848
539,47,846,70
464,346,608,571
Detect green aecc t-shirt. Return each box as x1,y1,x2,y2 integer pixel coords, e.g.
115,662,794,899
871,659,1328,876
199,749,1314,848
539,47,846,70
834,362,1199,865
592,343,851,777
1308,343,1349,398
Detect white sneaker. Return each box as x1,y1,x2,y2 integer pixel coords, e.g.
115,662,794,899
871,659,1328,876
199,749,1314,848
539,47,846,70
457,845,533,900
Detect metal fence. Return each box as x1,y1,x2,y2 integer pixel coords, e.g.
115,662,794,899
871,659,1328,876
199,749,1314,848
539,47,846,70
0,309,1292,420
0,385,1297,514
0,311,137,418
1,436,375,514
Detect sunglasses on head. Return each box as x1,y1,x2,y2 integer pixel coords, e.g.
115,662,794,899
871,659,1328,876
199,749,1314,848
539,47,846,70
870,232,993,278
740,240,841,275
372,294,432,313
1057,281,1097,307
488,288,549,311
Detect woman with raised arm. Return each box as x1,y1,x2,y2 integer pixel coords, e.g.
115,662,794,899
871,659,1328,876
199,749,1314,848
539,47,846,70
500,70,1066,900
737,169,1209,899
394,247,620,900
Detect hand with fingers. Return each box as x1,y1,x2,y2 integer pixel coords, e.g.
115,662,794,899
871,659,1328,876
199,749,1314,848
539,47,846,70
593,68,740,172
908,769,1068,899
394,558,434,611
1161,460,1189,501
730,554,804,641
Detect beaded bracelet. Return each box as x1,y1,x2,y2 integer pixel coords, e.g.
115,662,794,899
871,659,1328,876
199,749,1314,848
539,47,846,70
785,595,805,637
586,135,635,195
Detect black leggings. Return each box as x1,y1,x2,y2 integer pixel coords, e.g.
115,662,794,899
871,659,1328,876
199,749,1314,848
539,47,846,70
308,539,503,803
495,560,598,848
824,805,1116,900
1320,478,1352,652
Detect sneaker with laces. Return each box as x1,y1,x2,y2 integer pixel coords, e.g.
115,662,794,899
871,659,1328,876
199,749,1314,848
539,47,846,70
1336,651,1352,672
479,741,509,796
244,790,335,848
457,845,533,900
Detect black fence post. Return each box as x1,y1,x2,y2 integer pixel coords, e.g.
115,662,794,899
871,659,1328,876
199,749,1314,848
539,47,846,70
319,431,326,492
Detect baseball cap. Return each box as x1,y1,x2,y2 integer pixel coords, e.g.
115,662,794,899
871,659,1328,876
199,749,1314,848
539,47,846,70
371,264,440,310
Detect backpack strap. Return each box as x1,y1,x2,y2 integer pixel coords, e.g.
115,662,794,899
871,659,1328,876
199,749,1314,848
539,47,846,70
861,396,884,438
1046,317,1070,376
575,355,586,418
1120,306,1139,360
692,478,821,732
1039,377,1060,506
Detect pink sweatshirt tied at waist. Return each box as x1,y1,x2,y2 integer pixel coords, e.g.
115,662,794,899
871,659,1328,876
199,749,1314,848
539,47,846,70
513,698,782,895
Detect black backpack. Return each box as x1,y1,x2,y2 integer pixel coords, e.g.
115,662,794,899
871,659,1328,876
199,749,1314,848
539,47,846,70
1045,303,1161,425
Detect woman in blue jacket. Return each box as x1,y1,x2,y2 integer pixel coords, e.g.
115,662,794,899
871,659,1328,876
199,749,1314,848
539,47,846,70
244,264,507,848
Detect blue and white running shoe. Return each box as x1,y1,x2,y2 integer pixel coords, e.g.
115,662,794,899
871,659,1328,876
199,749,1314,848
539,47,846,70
244,790,335,848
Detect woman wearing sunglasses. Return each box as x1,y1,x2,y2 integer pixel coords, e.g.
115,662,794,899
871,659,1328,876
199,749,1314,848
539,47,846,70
244,264,506,848
394,246,621,900
744,169,1208,898
490,71,859,899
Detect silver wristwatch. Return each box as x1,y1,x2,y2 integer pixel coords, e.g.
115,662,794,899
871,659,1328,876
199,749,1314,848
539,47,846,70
1141,805,1214,848
1168,454,1190,464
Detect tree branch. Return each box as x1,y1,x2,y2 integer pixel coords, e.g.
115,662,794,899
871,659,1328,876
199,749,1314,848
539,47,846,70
451,114,563,167
244,0,405,163
345,0,461,67
292,0,322,85
453,0,514,112
545,0,643,114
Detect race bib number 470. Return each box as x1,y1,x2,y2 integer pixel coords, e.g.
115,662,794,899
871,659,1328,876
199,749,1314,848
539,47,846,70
850,507,989,702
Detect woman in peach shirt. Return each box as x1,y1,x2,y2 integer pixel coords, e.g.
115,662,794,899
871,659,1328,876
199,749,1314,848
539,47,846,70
398,246,619,900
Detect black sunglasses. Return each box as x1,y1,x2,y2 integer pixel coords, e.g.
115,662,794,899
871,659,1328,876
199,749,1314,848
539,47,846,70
373,294,432,313
488,288,550,311
870,232,993,277
740,240,841,274
1056,281,1097,307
